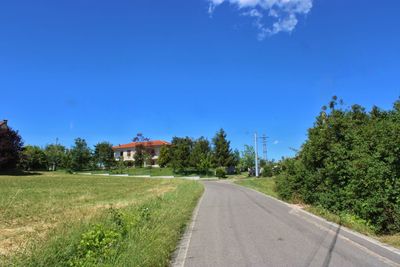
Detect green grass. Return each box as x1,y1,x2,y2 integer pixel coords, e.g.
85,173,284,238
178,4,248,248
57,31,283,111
226,172,249,179
91,167,176,176
92,167,216,177
0,172,203,266
235,177,279,198
235,177,400,249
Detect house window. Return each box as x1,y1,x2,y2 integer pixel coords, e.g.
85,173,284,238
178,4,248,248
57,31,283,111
120,151,123,157
127,150,131,157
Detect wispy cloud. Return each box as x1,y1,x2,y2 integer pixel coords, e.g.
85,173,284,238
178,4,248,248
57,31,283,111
273,140,279,145
208,0,313,39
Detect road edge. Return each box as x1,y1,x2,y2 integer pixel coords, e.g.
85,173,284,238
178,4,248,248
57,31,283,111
170,187,205,267
233,181,400,265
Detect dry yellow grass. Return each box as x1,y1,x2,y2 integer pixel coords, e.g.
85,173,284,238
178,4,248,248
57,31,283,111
0,172,182,257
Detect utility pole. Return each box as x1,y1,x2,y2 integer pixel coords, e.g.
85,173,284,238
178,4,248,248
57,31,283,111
254,132,259,177
261,134,267,161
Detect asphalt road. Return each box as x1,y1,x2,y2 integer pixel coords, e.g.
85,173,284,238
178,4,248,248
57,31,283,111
177,181,400,267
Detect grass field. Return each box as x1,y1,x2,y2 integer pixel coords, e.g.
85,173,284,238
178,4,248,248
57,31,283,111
92,167,215,177
0,172,203,266
92,167,176,176
235,177,400,249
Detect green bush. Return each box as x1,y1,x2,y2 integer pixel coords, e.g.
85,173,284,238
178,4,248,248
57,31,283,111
277,97,400,234
215,167,227,178
69,208,128,266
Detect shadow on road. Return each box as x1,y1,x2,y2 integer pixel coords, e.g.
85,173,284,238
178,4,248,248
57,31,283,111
322,224,341,267
303,220,342,267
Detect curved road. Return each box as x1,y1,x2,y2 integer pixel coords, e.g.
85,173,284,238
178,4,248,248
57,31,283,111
175,181,400,267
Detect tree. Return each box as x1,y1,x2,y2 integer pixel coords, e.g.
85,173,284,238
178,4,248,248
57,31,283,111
144,148,155,166
190,137,211,172
20,145,48,171
276,96,400,233
232,149,241,169
212,129,233,168
238,145,255,171
158,145,171,167
94,142,115,169
134,144,145,167
132,133,150,142
169,137,193,173
0,125,23,171
45,144,66,171
197,153,213,175
260,160,274,177
69,138,92,171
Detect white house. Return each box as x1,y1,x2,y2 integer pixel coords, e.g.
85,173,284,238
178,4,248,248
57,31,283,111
112,140,170,166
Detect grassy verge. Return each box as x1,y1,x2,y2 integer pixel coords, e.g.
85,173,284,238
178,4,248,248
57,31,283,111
0,172,203,266
235,177,278,198
234,177,400,249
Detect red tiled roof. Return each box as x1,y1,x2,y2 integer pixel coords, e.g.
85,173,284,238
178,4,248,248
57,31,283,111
112,140,170,150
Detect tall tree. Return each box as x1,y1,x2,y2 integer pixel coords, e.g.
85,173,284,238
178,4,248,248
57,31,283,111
158,145,171,167
212,129,233,168
134,144,145,167
69,138,92,171
190,137,212,173
169,137,193,173
94,142,115,169
0,125,23,171
45,144,66,171
19,145,48,171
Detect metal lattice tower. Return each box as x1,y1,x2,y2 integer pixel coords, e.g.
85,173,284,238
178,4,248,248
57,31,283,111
261,134,268,161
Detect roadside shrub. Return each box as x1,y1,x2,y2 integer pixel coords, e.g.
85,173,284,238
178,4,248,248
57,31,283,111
215,167,226,178
276,97,400,234
70,224,121,266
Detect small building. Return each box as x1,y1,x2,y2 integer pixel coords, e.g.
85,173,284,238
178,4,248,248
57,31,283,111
0,120,8,130
112,140,170,167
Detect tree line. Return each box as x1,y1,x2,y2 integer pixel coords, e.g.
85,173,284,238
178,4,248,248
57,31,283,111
158,129,239,176
1,126,265,177
0,132,115,172
276,96,400,234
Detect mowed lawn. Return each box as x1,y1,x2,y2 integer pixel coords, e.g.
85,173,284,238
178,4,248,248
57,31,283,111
0,172,203,266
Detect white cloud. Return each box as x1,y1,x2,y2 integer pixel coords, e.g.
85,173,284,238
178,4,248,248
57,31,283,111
208,0,313,39
273,140,279,145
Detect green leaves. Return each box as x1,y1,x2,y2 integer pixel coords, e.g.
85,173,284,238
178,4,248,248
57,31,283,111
94,142,114,170
70,208,128,266
212,129,233,168
277,97,400,234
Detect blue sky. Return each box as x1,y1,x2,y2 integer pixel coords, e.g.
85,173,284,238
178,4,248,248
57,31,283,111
1,0,399,160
